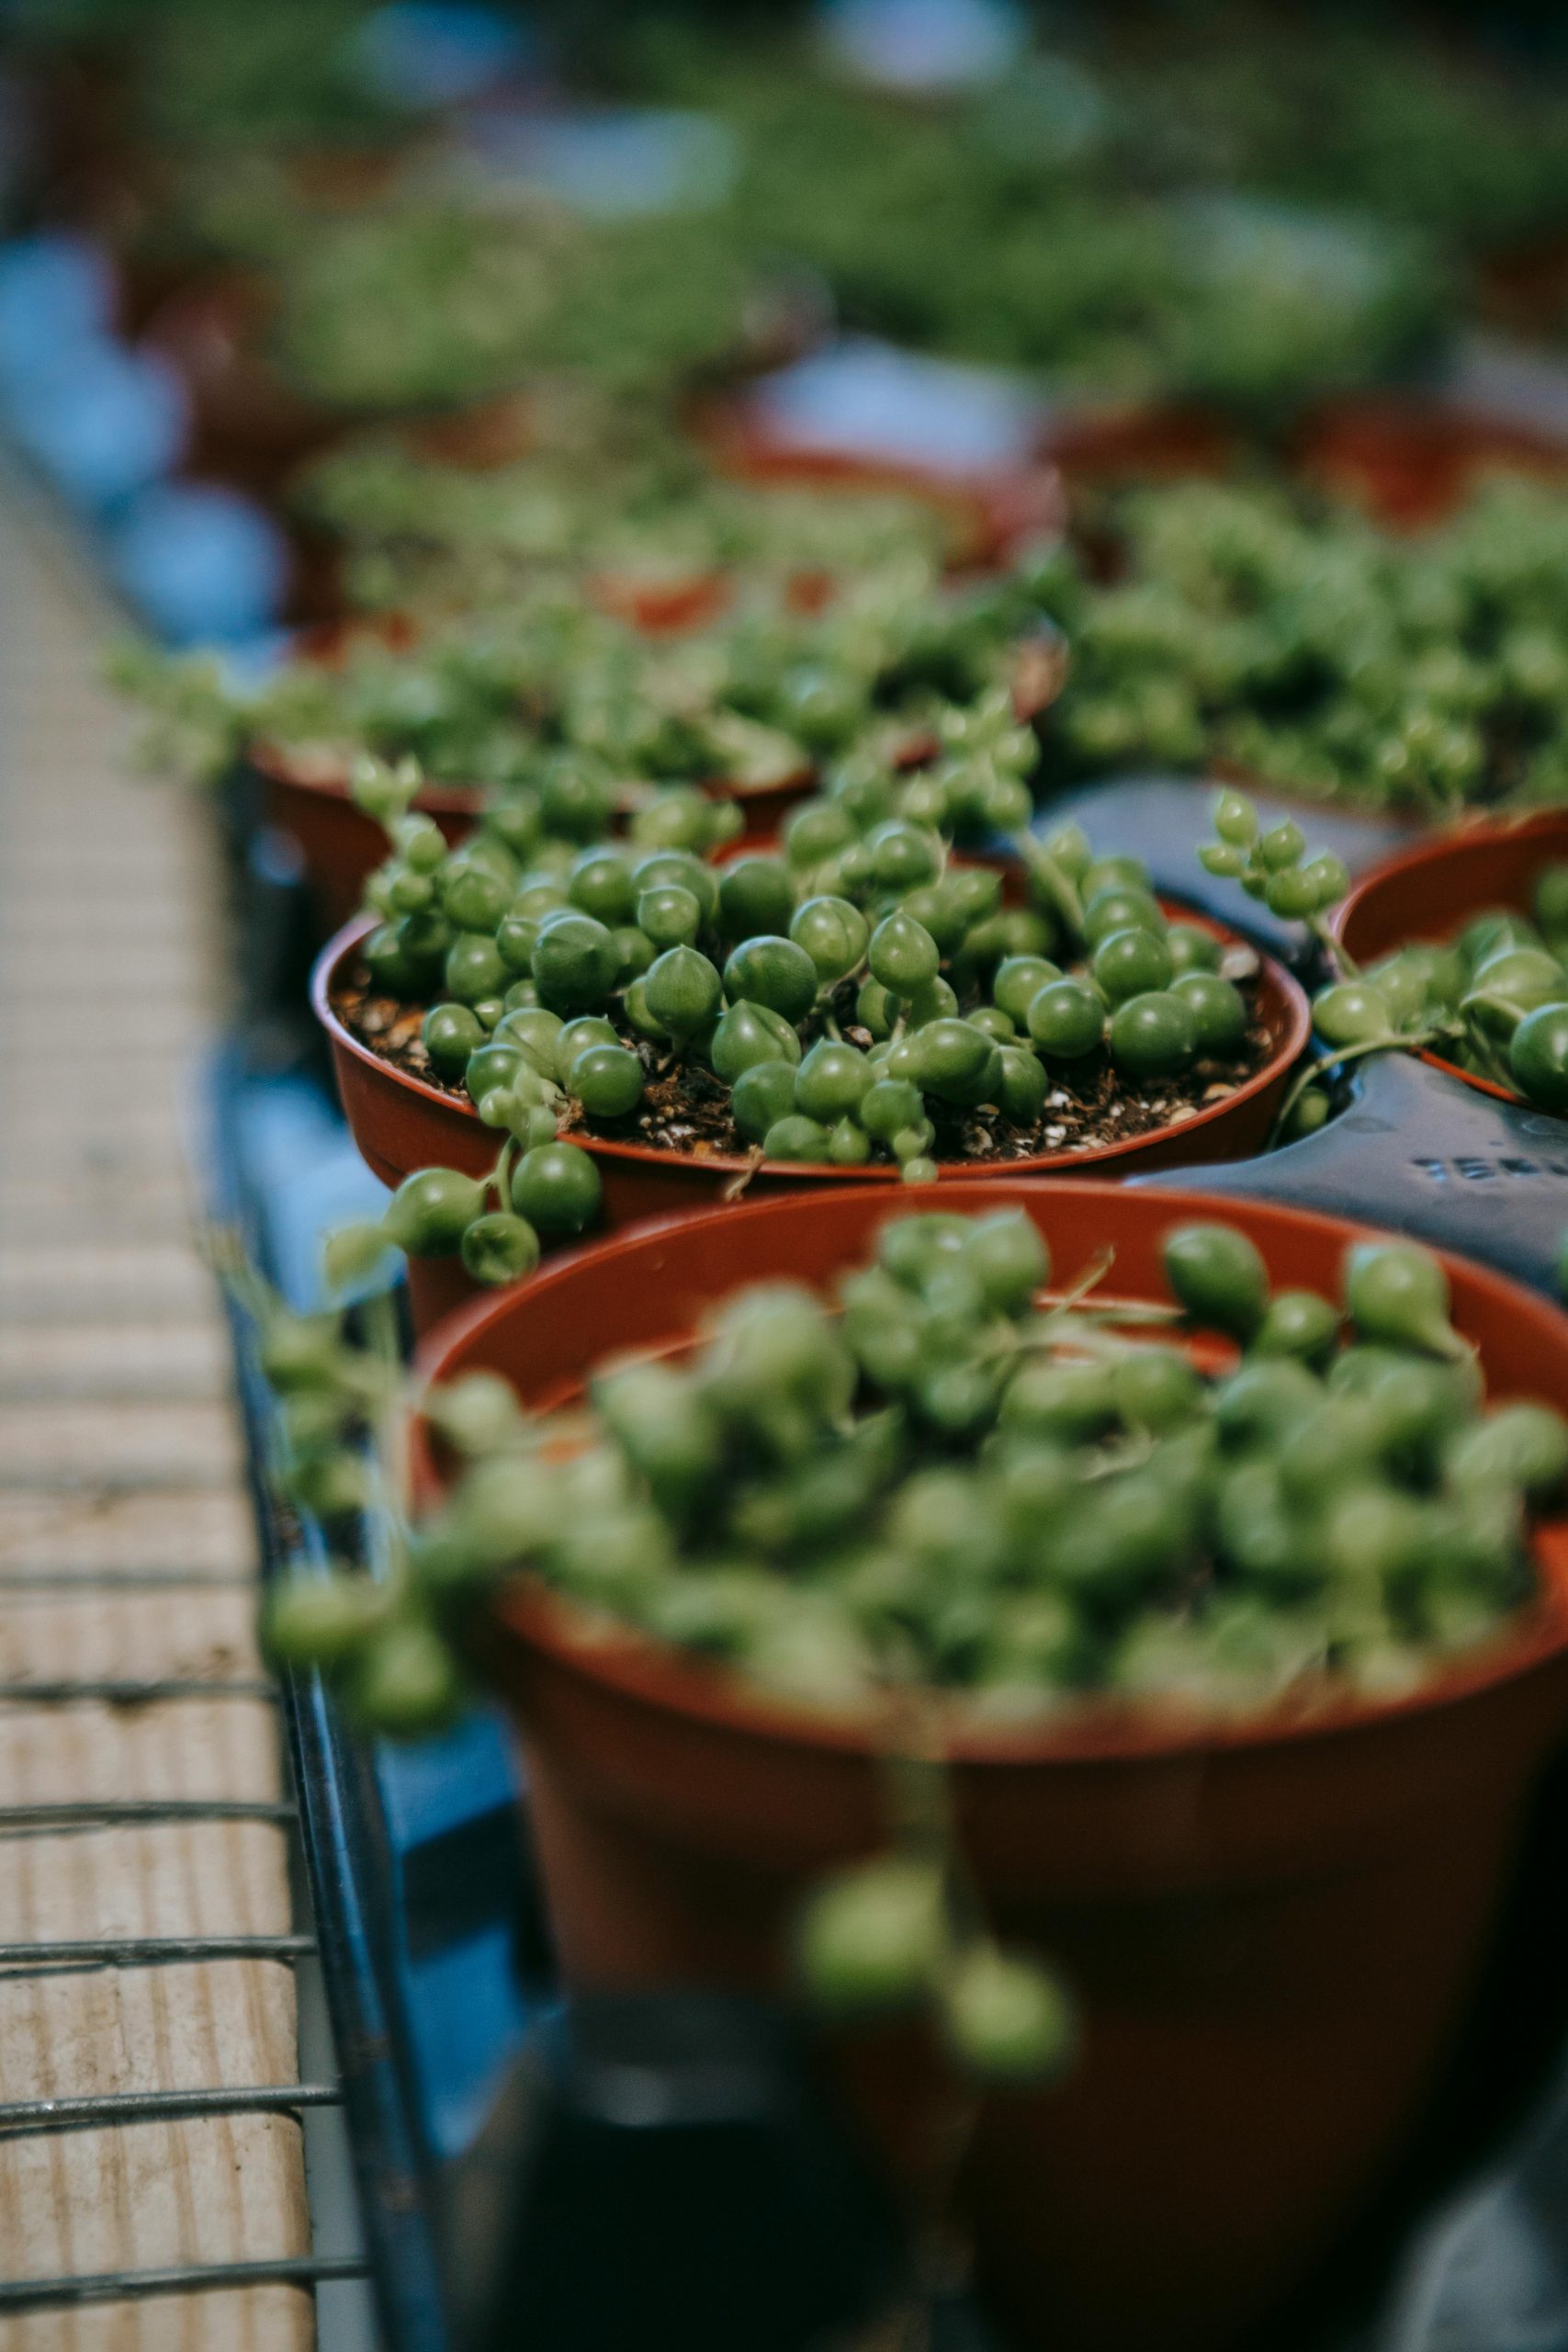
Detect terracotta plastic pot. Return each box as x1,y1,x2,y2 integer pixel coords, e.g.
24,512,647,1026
1044,390,1568,526
1477,231,1568,340
588,568,733,635
110,243,202,342
692,396,1069,573
314,910,1311,1332
1043,401,1244,485
398,389,541,472
24,52,130,198
412,1179,1568,2352
246,615,463,930
284,142,414,215
1294,394,1568,529
276,518,349,630
258,743,820,936
254,589,831,926
1334,808,1568,1106
139,272,347,494
254,740,478,935
266,610,1062,937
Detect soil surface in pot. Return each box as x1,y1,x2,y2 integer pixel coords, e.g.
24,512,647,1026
332,956,1275,1166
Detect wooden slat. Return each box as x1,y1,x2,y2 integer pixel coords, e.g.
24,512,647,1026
0,1702,284,1810
0,1406,244,1492
0,1823,291,1945
0,1253,219,1327
0,1590,261,1689
0,1328,227,1405
0,1494,256,1583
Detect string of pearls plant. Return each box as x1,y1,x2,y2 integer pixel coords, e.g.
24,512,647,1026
113,547,1062,802
1201,788,1568,1130
1035,480,1568,812
335,689,1262,1290
259,1202,1568,2073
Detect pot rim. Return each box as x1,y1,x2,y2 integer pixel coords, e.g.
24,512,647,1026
252,735,481,816
410,1174,1568,1771
313,909,1314,1186
1331,807,1568,1112
690,392,1069,566
1299,387,1568,464
253,734,817,814
254,602,1066,817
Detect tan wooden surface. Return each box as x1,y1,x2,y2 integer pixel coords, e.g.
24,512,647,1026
0,481,312,2346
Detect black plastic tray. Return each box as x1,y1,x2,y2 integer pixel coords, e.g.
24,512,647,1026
1042,771,1413,971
